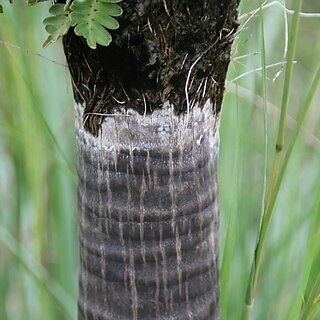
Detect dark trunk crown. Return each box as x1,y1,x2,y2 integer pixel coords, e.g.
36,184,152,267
64,0,240,136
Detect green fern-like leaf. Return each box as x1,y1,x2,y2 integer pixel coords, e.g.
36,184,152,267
43,3,72,48
70,0,122,49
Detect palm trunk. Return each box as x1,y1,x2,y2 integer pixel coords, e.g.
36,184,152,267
64,1,240,319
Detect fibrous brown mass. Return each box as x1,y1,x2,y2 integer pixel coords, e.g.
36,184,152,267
63,0,240,135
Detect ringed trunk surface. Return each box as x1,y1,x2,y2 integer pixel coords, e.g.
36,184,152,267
63,0,240,319
76,102,220,319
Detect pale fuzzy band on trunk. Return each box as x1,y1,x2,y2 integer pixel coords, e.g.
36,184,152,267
76,101,221,320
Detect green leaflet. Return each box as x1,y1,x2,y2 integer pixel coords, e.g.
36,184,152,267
42,3,72,48
70,0,122,49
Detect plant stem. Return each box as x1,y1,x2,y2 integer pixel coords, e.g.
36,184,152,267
242,1,303,319
300,273,320,320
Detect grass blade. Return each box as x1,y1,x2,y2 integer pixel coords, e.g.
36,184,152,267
242,1,304,318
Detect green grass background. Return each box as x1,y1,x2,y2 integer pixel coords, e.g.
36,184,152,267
0,1,319,319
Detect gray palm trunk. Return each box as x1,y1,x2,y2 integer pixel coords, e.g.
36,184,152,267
76,102,219,319
64,1,240,319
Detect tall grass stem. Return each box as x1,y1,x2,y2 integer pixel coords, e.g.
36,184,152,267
242,1,303,318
